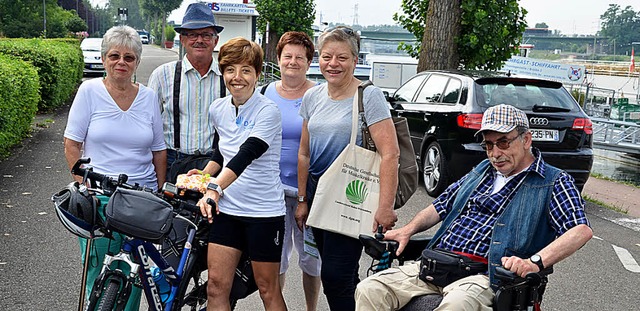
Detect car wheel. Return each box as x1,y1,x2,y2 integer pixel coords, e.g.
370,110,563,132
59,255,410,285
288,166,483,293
422,141,450,197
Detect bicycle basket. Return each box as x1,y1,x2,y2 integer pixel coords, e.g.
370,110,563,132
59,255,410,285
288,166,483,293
52,182,105,239
105,187,173,242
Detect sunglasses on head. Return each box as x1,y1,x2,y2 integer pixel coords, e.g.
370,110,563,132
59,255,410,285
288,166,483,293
326,26,356,37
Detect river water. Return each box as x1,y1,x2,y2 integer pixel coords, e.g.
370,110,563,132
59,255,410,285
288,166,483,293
591,149,640,186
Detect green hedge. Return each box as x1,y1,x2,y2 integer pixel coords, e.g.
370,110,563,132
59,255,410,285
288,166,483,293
0,38,83,111
0,54,40,156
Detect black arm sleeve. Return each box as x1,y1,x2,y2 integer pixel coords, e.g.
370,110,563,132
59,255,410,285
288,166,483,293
210,131,223,166
226,137,269,176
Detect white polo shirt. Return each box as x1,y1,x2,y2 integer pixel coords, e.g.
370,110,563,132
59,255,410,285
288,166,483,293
209,90,285,217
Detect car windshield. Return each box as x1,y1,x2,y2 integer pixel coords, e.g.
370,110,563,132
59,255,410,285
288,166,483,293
81,39,102,52
476,80,577,111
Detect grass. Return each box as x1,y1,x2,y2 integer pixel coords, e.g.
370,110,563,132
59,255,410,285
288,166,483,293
582,194,629,215
35,118,54,128
589,172,640,189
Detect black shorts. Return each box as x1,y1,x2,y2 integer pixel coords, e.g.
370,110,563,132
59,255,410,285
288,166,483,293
208,212,285,262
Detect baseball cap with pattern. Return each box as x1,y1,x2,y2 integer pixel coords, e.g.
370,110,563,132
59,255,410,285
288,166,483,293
475,104,529,136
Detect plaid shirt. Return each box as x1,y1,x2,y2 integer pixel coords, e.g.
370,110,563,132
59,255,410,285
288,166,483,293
147,57,224,155
432,148,589,258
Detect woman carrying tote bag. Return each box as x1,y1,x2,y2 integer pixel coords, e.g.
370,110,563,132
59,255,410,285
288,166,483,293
295,26,399,311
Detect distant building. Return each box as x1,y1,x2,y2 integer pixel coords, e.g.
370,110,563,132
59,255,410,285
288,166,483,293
524,28,552,37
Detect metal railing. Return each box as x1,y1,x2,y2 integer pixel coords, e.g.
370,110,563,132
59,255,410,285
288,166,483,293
591,117,640,154
260,62,280,86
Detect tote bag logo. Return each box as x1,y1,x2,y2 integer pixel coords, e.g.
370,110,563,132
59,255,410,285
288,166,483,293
345,180,368,205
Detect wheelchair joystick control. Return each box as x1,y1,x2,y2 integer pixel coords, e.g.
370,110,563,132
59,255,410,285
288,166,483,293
375,225,384,240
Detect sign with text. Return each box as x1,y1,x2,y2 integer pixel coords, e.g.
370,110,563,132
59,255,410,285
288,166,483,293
208,2,259,16
502,56,585,84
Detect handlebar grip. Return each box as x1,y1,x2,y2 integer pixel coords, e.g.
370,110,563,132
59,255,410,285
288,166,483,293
180,201,202,214
206,198,217,210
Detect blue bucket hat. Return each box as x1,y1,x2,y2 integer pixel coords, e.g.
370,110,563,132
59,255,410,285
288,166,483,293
174,3,224,34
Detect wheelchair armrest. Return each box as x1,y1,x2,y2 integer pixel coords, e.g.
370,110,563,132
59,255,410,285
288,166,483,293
359,234,398,260
495,266,554,285
397,235,432,264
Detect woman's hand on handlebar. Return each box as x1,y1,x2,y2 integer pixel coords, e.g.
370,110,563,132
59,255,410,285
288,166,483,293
197,190,219,223
382,227,412,257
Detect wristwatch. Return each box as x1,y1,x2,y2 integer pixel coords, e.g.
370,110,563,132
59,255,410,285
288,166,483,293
530,254,544,271
206,182,224,197
297,195,307,203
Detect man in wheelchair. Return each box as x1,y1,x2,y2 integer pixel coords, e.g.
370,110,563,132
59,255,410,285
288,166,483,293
355,105,593,310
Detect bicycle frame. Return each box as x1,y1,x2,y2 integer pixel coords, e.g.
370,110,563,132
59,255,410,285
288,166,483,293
92,215,199,311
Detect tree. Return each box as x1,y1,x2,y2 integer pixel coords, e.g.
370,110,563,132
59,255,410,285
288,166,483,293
140,0,181,48
65,12,87,33
0,0,87,38
535,22,549,28
394,0,527,71
599,4,640,54
254,0,315,63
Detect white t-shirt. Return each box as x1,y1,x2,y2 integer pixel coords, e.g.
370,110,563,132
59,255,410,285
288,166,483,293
209,90,285,217
64,78,165,189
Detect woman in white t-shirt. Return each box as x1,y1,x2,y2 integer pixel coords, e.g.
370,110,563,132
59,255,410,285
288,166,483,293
194,37,286,310
63,25,166,310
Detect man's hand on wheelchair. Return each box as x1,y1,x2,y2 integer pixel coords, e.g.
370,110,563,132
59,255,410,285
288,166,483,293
501,256,540,278
381,227,412,257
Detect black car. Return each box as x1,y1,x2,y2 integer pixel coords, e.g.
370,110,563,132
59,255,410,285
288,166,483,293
386,70,593,197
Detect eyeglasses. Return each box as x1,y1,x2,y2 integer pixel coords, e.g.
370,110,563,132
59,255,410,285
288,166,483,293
480,134,522,151
183,32,217,41
106,53,137,63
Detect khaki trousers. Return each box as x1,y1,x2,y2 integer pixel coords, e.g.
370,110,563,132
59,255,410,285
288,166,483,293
355,261,494,311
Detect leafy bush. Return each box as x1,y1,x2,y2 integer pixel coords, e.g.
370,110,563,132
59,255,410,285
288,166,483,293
0,38,83,111
0,54,39,156
165,25,176,42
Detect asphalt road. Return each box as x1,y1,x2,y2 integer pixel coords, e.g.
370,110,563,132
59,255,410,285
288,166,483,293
0,45,638,310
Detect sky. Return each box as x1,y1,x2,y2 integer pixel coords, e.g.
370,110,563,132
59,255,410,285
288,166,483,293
90,0,637,36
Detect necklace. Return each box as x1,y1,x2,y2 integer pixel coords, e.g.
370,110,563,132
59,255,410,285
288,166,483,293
280,81,306,92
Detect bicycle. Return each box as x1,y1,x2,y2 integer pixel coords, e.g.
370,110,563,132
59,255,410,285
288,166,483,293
53,158,211,311
359,226,554,311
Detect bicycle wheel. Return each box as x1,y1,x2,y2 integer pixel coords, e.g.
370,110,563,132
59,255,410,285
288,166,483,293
171,252,207,311
95,279,121,311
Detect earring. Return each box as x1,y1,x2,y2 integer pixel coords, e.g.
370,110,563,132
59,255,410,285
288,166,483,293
133,73,137,83
102,71,106,79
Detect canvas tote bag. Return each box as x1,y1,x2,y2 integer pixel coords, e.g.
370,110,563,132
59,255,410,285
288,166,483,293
306,89,382,239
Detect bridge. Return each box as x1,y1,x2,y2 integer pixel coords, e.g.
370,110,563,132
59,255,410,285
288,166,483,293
591,117,640,155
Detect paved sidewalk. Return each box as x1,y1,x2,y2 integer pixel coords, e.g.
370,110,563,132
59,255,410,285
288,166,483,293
583,177,640,218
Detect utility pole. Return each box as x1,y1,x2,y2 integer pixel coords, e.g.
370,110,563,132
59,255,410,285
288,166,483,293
43,0,47,38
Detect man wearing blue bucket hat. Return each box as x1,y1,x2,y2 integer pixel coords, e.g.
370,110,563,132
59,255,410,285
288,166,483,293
148,3,226,183
355,104,592,310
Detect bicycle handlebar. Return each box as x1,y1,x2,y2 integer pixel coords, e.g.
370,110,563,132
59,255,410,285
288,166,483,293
71,158,212,215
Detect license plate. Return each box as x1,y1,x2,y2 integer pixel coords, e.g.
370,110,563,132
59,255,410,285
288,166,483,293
91,64,104,69
531,129,559,141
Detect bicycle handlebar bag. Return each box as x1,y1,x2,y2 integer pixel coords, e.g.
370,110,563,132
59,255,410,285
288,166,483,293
105,187,173,242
